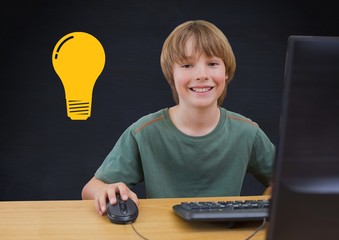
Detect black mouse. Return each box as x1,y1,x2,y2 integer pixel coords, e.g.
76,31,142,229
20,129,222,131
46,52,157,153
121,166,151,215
106,194,139,224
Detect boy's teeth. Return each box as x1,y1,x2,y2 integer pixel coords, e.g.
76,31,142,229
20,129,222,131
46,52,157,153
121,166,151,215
192,87,211,93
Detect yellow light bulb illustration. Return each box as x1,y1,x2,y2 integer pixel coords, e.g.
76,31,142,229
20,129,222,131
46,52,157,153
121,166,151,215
52,32,105,120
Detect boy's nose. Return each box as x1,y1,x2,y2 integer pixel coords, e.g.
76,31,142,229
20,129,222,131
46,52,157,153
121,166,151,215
195,66,209,80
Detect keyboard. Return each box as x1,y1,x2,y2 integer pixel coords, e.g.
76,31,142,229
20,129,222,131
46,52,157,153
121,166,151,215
172,199,270,222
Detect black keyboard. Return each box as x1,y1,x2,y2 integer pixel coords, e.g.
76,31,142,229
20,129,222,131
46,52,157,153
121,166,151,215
172,199,270,222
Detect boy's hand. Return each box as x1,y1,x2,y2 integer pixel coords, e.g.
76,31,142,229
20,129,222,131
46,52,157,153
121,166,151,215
94,182,138,215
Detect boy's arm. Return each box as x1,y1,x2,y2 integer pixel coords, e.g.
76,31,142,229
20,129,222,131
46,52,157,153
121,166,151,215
263,186,272,195
81,176,107,200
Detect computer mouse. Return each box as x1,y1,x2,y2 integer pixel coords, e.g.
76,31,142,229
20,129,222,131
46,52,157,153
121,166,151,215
106,194,139,224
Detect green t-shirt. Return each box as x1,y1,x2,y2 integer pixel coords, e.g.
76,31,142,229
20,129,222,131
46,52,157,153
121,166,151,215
95,108,275,198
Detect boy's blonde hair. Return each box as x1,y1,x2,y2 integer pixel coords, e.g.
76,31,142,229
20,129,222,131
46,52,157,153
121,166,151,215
160,20,236,106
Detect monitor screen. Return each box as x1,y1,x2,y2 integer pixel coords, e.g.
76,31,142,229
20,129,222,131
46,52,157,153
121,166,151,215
267,36,339,240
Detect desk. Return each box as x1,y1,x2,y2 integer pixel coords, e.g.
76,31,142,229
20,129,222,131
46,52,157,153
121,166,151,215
0,196,269,240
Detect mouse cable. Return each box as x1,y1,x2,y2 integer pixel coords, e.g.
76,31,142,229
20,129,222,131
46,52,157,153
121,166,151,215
131,222,150,240
130,218,266,240
245,217,267,240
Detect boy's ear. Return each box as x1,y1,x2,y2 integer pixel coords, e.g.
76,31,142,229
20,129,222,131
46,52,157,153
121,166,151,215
225,74,229,82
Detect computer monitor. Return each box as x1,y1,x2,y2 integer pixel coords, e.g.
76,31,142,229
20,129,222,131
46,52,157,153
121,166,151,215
267,36,339,240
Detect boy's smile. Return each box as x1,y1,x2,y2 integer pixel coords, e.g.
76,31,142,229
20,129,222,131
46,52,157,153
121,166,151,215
190,87,213,93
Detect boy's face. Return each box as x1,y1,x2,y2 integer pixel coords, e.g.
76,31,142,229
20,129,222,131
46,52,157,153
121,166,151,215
172,38,228,109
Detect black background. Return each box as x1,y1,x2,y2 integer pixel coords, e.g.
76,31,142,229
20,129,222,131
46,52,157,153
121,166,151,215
1,0,338,200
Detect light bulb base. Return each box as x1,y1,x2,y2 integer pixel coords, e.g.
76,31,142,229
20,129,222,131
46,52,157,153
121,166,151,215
66,99,92,120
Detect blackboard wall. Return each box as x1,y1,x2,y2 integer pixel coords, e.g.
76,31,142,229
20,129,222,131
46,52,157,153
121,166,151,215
1,0,338,200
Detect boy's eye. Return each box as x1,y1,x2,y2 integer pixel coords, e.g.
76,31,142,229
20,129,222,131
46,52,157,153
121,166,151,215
209,62,219,66
181,64,192,68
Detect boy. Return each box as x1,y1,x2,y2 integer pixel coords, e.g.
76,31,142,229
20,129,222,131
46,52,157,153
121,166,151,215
82,20,275,216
